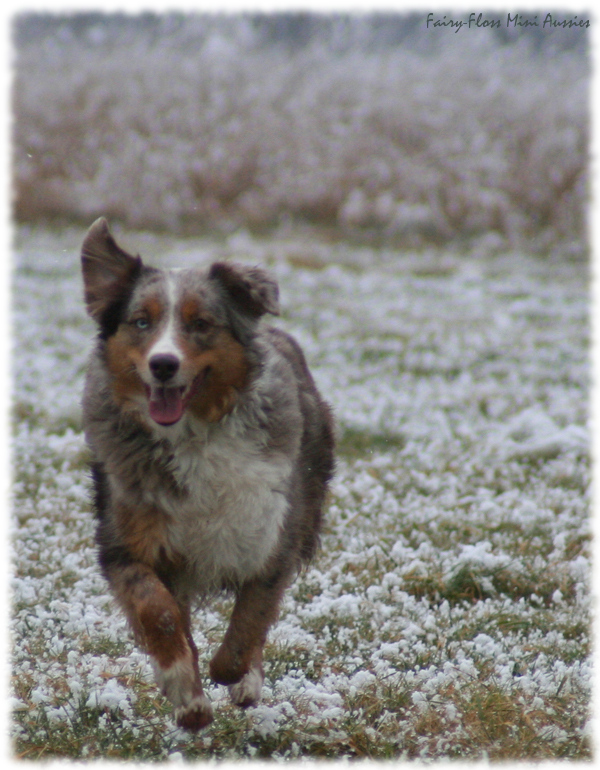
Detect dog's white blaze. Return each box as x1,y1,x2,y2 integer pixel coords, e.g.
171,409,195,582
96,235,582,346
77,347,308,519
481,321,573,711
146,272,183,361
229,665,264,706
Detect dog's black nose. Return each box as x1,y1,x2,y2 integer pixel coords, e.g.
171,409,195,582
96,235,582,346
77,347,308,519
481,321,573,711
149,354,180,382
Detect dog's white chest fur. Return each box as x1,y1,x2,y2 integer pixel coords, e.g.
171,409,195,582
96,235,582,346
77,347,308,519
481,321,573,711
157,426,290,587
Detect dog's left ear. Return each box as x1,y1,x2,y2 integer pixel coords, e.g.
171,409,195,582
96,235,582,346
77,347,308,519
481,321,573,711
81,217,142,322
209,262,280,318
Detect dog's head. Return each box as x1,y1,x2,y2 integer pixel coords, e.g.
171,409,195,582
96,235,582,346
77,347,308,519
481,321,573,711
81,218,279,426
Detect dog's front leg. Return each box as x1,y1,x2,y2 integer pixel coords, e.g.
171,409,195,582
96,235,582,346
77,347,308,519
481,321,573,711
109,562,213,731
209,575,287,707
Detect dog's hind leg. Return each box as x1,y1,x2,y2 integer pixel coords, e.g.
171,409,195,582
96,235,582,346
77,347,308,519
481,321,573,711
109,562,213,731
209,576,287,707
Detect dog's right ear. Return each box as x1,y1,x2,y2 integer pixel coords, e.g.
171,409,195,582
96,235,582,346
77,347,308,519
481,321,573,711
81,217,142,323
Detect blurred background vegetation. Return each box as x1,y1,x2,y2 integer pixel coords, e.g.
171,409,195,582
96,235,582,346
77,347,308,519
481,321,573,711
12,11,590,256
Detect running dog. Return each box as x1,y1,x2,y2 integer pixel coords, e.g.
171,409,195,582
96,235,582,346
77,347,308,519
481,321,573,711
81,218,335,731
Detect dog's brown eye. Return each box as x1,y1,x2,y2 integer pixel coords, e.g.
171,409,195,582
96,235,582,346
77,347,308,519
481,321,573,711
193,318,212,332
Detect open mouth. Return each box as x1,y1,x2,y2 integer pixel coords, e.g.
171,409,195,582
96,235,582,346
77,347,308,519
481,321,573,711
147,385,186,425
145,369,209,426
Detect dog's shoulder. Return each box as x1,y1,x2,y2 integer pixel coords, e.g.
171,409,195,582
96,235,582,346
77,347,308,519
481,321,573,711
250,324,334,461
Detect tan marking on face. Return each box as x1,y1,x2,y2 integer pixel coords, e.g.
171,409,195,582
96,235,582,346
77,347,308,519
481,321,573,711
180,296,202,327
144,296,164,324
105,329,148,409
105,293,169,408
184,330,250,423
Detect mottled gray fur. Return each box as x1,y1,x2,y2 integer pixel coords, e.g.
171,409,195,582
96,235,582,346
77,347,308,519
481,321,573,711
80,217,335,730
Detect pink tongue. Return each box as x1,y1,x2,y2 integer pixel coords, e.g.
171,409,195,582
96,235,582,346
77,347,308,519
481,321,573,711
148,386,184,425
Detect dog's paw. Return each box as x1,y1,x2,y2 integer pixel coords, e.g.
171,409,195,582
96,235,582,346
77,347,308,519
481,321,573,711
228,666,264,709
175,694,214,732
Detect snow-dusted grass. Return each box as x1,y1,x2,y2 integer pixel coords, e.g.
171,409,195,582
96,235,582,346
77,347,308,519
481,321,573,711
10,225,590,760
13,14,588,254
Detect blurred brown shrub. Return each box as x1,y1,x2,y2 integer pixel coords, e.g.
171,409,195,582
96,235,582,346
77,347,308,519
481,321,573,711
12,14,589,253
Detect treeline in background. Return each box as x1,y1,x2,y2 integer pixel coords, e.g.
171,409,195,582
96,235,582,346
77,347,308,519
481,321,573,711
12,12,590,255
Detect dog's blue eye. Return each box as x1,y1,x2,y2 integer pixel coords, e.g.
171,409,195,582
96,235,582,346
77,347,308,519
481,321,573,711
135,318,150,330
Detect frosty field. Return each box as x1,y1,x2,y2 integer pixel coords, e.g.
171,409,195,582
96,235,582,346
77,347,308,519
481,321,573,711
13,14,588,255
10,225,590,760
